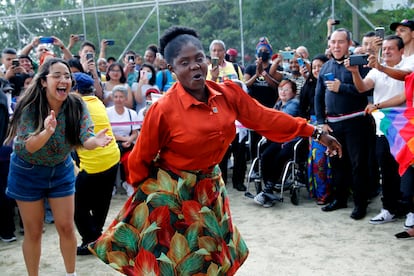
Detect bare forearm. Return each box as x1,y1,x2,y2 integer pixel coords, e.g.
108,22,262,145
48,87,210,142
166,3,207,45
379,65,411,81
83,136,100,150
25,130,53,153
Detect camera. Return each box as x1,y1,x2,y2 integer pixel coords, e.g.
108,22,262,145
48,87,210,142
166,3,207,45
106,39,115,46
86,52,94,61
39,37,54,44
78,34,85,41
12,59,19,67
349,54,369,66
323,73,335,81
375,27,385,39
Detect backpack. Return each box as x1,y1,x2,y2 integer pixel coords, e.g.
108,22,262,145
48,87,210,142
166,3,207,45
161,69,168,92
233,63,241,80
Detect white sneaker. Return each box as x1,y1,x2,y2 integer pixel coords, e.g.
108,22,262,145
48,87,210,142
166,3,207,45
369,209,396,224
404,212,414,229
253,192,266,206
122,181,135,197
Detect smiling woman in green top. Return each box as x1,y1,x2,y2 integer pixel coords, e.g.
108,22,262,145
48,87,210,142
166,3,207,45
5,58,113,276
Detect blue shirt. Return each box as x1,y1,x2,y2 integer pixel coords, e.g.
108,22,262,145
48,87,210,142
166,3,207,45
155,69,176,93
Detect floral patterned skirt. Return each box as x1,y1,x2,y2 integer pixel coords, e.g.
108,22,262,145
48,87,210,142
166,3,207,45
89,165,249,275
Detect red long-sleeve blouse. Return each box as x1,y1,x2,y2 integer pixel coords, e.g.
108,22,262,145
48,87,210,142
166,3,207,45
127,80,314,184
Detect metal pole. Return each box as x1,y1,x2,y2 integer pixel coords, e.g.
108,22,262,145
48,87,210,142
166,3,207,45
81,0,87,40
239,0,244,67
156,0,160,45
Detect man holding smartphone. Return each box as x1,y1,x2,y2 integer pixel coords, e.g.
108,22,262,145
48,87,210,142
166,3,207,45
122,50,138,87
78,41,103,100
315,28,371,220
206,39,246,192
346,35,414,226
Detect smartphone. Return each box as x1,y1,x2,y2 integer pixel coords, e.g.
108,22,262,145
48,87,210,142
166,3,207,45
332,19,340,25
297,58,305,67
349,54,369,66
39,37,54,44
86,52,94,61
211,57,219,67
128,55,135,63
375,27,385,39
78,34,85,41
12,59,19,67
281,51,295,60
324,73,335,81
106,39,115,46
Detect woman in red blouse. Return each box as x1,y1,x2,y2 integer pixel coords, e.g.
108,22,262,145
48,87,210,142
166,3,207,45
89,26,342,275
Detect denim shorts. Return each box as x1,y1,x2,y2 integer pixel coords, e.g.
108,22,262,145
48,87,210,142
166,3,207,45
6,153,76,201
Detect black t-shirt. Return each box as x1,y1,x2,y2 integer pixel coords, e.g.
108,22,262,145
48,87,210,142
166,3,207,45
245,64,277,108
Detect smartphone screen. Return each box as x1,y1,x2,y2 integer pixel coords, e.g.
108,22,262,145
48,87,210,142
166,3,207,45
375,27,385,39
86,53,94,60
39,37,54,44
211,57,219,67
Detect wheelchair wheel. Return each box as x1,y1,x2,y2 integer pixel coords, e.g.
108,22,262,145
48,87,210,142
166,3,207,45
290,187,299,205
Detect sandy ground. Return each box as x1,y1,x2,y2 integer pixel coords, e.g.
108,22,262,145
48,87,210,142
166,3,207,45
1,183,413,276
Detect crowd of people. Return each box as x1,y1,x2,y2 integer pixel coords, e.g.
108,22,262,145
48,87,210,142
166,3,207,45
0,16,413,275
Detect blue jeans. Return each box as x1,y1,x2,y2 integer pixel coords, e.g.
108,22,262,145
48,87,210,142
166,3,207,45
6,153,75,201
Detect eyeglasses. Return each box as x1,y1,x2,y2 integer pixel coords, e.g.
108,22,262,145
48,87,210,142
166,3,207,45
278,87,293,92
46,73,72,81
38,48,50,52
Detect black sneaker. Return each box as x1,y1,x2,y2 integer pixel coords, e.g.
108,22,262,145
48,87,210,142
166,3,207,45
1,235,17,243
395,231,414,240
77,244,92,255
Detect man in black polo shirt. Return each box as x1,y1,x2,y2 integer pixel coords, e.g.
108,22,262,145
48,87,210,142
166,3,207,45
315,28,371,220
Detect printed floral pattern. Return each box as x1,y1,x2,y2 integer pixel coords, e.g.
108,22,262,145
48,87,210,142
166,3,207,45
307,138,332,201
89,166,248,275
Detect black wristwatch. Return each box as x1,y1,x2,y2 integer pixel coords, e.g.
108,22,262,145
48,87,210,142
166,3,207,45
311,127,324,141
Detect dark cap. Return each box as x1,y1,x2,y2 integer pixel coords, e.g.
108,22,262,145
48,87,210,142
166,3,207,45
73,72,94,93
18,54,33,64
2,47,17,55
390,19,414,31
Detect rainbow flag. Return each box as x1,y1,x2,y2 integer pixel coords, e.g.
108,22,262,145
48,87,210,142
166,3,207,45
378,107,414,175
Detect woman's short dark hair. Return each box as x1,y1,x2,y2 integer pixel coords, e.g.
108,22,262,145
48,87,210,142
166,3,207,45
68,58,84,73
159,26,203,65
106,62,126,83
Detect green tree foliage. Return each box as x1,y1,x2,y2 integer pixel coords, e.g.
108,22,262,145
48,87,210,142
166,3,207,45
0,0,412,65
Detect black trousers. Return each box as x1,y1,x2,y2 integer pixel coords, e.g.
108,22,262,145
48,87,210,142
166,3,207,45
74,163,118,245
328,116,370,208
261,140,296,184
0,146,15,237
219,134,248,187
376,136,401,213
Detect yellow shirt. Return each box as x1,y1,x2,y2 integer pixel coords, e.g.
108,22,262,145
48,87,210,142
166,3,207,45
206,60,243,83
76,96,120,173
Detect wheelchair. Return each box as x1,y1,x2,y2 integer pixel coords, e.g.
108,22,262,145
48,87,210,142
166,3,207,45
244,135,308,205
